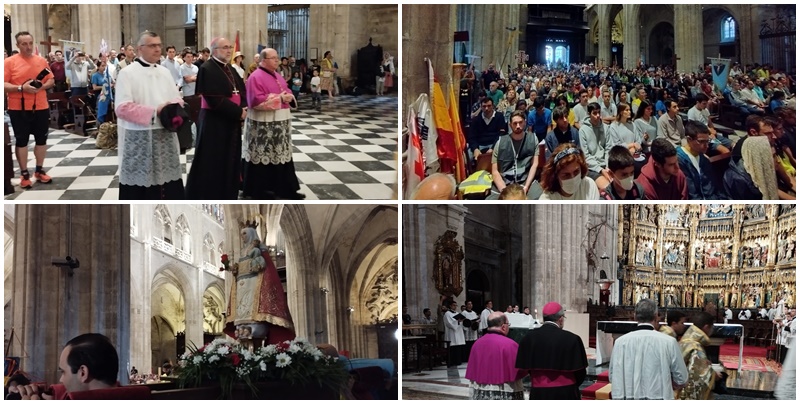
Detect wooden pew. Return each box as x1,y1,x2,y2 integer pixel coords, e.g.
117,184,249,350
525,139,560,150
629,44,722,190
47,92,70,129
66,95,97,136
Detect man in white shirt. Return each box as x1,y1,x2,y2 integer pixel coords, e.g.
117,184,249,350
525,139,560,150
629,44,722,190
572,89,589,129
479,300,493,335
179,50,199,97
161,45,182,88
610,299,688,400
420,308,435,335
66,51,95,96
687,93,732,153
600,89,617,125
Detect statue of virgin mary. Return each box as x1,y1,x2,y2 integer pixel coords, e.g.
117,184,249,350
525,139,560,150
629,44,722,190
225,223,295,344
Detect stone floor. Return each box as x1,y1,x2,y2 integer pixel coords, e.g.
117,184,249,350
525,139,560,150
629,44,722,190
5,94,398,200
402,346,779,400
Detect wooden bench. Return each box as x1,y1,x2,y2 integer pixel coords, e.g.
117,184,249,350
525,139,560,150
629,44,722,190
47,92,71,129
66,95,97,136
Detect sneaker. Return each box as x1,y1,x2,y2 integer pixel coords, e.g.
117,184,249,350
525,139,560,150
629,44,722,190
20,175,32,189
34,171,52,184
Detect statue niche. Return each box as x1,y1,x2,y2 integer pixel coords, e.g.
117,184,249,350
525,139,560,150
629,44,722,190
433,230,465,297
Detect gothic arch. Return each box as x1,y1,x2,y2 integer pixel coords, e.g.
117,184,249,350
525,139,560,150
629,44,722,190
647,21,675,67
202,233,216,265
174,214,191,253
153,205,173,243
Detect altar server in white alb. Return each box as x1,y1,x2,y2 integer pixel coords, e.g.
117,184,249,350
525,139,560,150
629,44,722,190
444,300,466,367
461,300,480,361
114,31,184,200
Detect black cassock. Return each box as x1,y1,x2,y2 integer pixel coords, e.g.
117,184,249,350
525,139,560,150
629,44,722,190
185,58,246,200
515,323,588,400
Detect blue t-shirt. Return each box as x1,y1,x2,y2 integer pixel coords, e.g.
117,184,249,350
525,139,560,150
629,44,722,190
91,72,106,88
654,100,667,116
526,108,552,135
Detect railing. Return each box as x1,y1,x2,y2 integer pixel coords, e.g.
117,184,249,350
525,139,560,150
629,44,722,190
203,262,222,277
175,248,192,263
152,237,175,255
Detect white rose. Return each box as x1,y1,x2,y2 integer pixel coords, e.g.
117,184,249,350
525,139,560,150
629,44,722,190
216,346,230,356
208,354,220,363
259,361,267,371
193,356,203,364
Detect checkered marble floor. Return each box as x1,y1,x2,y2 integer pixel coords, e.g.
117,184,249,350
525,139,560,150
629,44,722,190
5,95,398,200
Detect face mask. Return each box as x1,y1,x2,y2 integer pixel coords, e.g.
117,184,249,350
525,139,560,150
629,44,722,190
560,175,582,195
617,175,634,191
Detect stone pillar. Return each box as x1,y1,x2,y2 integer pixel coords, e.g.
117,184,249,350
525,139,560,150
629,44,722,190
674,5,704,73
522,205,591,316
10,4,48,55
470,5,519,74
738,5,756,65
597,6,611,67
402,205,468,321
76,5,122,56
402,4,455,122
9,205,130,385
197,4,268,58
309,5,369,88
622,4,640,69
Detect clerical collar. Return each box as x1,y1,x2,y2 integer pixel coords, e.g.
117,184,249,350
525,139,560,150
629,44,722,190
258,66,277,78
135,58,157,68
636,323,656,330
211,56,228,65
544,321,561,328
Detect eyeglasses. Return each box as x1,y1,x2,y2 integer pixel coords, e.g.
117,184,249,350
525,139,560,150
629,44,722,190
264,56,279,60
218,46,234,50
141,43,163,49
692,138,710,145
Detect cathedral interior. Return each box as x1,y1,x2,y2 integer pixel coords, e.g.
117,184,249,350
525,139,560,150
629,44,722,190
4,204,398,384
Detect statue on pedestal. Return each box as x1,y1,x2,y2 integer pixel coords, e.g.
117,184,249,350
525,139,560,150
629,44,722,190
225,223,296,345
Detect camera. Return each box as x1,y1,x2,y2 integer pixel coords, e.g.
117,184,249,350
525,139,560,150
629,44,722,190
29,68,51,89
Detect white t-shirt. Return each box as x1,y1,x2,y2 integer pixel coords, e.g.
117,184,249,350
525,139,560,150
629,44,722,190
686,106,710,126
539,176,601,200
310,76,321,93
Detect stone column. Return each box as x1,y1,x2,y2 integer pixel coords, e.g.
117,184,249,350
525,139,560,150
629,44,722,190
522,205,591,315
9,205,130,385
470,5,519,74
738,5,756,65
622,4,640,69
197,4,268,57
308,5,368,88
76,5,122,56
674,5,704,73
10,4,48,55
597,6,611,67
402,4,455,122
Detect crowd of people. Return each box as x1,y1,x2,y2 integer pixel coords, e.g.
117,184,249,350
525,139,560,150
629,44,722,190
5,31,341,199
409,61,796,200
403,295,796,400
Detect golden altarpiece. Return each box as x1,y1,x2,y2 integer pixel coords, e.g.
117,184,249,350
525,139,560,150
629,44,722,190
617,204,796,309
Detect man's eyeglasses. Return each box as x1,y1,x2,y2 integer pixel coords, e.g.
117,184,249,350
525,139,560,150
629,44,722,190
142,43,163,49
217,46,234,51
692,138,710,145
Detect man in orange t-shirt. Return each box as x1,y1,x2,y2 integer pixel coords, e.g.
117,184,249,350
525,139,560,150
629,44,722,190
4,31,55,189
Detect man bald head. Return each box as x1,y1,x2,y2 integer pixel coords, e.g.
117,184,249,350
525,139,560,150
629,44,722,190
486,312,509,335
260,48,279,72
411,173,457,200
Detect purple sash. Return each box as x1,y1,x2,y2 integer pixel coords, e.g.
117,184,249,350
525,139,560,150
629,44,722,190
201,94,241,110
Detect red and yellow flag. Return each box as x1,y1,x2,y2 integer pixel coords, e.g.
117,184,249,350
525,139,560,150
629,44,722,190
231,31,240,66
448,85,467,183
